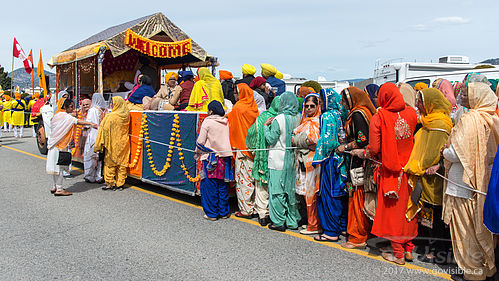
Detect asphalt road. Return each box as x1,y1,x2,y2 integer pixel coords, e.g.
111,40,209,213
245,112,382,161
0,132,455,280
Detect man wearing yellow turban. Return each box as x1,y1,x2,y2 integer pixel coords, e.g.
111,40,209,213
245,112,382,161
11,87,27,138
2,94,12,132
261,63,286,96
235,64,256,86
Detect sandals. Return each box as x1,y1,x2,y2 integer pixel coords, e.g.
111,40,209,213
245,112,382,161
340,241,367,249
50,187,56,194
102,185,113,190
314,234,339,242
54,189,72,196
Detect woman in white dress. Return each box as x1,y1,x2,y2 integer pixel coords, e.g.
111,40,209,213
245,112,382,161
46,97,98,196
83,93,107,183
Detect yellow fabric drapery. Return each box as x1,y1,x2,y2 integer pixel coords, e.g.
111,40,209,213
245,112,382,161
185,67,225,112
405,88,452,219
94,96,130,166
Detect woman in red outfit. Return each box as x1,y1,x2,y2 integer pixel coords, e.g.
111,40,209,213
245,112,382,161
351,82,418,265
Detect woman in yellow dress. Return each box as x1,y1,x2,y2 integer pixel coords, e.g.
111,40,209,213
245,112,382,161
186,67,225,112
11,92,27,138
3,94,12,132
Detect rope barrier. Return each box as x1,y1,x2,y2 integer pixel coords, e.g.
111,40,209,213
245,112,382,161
128,133,298,154
343,151,487,196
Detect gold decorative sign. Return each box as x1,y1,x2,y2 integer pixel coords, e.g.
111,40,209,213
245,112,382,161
124,29,192,58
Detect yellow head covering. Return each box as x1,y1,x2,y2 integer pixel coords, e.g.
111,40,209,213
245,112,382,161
94,96,130,167
186,67,225,111
260,63,277,77
405,88,453,219
165,72,179,83
414,82,428,91
275,71,284,80
242,64,256,76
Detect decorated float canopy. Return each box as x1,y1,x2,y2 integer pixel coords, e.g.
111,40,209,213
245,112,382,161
48,12,216,68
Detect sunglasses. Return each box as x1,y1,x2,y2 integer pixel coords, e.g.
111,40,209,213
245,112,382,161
305,104,316,109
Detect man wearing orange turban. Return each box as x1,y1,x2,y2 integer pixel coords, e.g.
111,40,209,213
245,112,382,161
219,70,236,104
11,89,27,138
143,72,179,110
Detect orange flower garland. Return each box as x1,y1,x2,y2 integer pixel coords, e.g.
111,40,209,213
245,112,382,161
141,113,200,182
128,114,146,168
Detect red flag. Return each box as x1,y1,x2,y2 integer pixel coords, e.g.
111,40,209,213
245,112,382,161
12,37,33,74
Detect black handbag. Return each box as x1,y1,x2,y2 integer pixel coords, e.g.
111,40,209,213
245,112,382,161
57,151,72,166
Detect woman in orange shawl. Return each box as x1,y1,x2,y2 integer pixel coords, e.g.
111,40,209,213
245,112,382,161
45,97,98,196
351,83,418,265
292,93,321,234
336,87,376,249
227,83,260,218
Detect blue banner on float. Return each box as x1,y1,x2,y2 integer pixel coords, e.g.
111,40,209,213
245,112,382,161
141,112,198,194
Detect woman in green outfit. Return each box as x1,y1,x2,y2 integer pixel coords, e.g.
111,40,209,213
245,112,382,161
263,92,301,231
246,97,281,226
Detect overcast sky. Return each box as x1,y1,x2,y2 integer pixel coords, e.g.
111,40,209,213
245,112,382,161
2,0,498,81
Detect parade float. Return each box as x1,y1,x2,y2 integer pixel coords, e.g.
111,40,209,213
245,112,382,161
39,13,218,195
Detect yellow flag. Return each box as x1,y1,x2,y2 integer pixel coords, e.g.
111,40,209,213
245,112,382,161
37,50,48,97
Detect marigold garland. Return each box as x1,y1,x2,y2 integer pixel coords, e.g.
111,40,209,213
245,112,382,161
128,114,146,169
138,113,200,182
72,111,83,155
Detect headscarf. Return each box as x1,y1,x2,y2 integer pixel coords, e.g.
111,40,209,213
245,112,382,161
294,93,321,144
364,84,379,107
94,96,130,166
186,67,225,111
451,82,499,192
489,79,498,93
405,88,452,219
249,76,266,90
433,79,457,107
219,70,233,80
227,83,259,158
246,97,280,183
276,91,299,206
298,86,315,98
398,83,417,108
376,83,408,195
313,88,345,164
261,63,277,77
242,64,256,76
208,100,225,116
302,81,322,95
275,71,284,80
464,72,490,86
165,72,179,83
91,93,106,109
54,97,68,116
58,90,69,100
253,92,266,114
343,87,376,136
414,82,428,91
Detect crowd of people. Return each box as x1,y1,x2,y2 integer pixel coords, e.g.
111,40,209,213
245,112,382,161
11,61,496,281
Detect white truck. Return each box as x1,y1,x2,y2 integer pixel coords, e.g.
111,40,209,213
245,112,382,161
373,56,499,87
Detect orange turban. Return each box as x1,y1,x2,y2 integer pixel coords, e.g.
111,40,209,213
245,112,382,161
33,92,41,99
3,94,11,101
414,82,428,91
165,72,179,83
14,93,21,99
298,86,316,98
219,70,233,80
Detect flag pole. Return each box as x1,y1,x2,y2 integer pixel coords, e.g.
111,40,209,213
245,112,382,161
10,51,14,96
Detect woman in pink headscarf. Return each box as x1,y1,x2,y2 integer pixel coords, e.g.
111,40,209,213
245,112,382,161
433,79,458,122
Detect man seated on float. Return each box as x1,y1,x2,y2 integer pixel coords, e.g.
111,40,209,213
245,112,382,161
126,75,156,111
143,72,178,111
169,70,195,111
